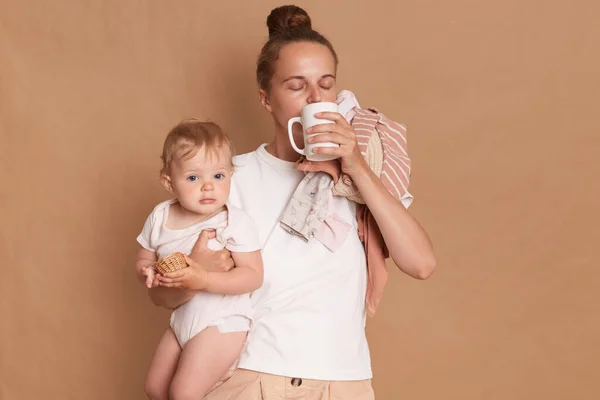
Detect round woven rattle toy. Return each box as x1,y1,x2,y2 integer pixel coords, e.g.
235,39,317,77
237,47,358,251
156,252,188,274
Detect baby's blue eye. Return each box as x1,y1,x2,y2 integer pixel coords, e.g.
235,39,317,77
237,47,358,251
187,175,198,182
214,173,224,180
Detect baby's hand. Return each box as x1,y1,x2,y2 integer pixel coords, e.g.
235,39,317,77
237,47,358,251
141,265,158,289
158,255,208,290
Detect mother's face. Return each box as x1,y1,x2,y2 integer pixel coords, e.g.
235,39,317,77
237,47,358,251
259,41,337,129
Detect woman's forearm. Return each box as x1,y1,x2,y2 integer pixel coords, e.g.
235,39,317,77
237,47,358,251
350,165,436,279
148,286,195,309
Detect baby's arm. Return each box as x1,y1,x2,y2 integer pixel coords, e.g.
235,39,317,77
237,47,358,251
135,245,158,288
205,250,263,294
158,251,263,295
158,210,264,294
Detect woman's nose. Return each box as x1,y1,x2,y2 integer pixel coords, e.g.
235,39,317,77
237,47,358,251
306,85,322,104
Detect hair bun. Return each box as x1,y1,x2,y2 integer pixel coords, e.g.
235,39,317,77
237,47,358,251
266,5,312,38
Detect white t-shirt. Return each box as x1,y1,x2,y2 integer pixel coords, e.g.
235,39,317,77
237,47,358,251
230,144,371,381
137,200,261,346
137,199,260,257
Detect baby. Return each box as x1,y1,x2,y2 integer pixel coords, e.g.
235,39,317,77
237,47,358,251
135,118,263,399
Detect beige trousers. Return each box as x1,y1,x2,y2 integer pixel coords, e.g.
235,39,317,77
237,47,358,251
204,369,375,400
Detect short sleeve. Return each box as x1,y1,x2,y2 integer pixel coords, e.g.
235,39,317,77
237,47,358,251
224,208,262,253
136,212,155,251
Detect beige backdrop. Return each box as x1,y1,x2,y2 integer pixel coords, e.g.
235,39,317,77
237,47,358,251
1,1,598,399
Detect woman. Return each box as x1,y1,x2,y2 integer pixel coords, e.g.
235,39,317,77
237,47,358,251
150,5,435,399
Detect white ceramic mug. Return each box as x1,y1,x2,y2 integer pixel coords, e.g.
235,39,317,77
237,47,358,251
287,102,340,161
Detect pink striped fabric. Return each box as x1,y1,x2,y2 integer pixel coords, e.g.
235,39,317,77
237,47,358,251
352,107,411,201
289,96,413,317
345,107,412,317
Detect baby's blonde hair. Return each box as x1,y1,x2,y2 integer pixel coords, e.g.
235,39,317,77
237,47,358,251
160,118,234,175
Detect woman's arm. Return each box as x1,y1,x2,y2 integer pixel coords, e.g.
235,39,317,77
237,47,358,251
348,164,435,279
308,112,436,279
148,286,196,309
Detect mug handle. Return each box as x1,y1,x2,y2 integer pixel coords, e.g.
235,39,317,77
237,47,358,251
287,117,305,156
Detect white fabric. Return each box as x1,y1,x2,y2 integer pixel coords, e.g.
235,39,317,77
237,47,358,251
229,145,372,381
337,89,361,118
137,199,260,256
208,315,252,334
137,200,261,347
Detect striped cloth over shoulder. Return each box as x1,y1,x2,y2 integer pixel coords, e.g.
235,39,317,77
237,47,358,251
333,107,411,203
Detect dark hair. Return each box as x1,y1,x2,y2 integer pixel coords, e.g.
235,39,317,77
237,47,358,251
256,5,338,90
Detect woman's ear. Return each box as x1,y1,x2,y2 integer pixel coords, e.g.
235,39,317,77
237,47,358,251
259,89,272,112
160,174,174,194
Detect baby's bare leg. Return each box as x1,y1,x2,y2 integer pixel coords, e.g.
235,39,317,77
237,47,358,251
169,326,247,400
144,328,181,400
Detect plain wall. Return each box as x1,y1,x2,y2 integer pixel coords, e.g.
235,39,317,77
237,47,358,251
1,1,598,399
